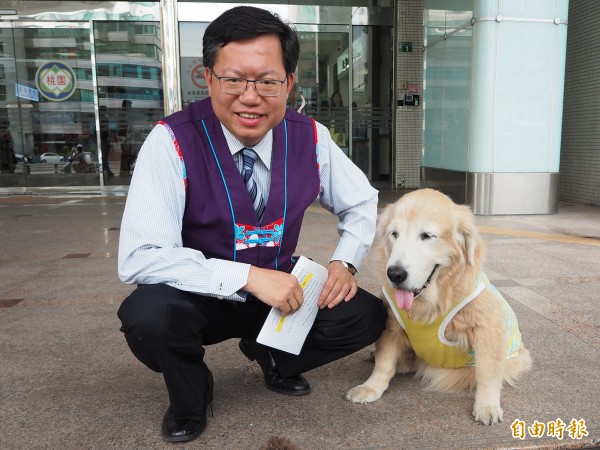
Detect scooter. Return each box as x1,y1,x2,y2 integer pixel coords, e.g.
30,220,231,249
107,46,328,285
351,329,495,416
61,145,96,173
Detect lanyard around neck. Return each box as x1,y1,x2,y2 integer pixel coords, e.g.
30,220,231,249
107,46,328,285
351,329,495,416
200,119,289,268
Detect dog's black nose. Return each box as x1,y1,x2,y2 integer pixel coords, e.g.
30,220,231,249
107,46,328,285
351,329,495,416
387,266,408,284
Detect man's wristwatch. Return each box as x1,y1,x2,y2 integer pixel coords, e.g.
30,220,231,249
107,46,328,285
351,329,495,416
336,260,357,276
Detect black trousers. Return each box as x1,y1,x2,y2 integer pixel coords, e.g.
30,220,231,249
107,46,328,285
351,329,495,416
117,283,386,416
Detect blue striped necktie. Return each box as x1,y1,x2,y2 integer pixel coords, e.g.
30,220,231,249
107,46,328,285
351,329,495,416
240,148,265,221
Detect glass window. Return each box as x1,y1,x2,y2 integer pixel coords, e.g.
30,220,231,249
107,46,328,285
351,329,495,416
179,22,210,106
423,7,473,171
94,21,163,183
0,25,98,186
122,65,138,78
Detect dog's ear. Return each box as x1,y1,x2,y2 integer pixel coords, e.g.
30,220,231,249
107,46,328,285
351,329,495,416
376,203,394,239
454,204,481,267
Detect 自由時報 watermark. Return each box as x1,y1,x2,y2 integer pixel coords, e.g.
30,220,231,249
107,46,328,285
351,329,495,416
511,418,588,440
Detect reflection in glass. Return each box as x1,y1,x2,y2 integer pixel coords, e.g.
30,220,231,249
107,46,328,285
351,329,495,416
0,18,164,188
423,7,473,171
179,22,210,107
94,21,163,182
0,25,100,188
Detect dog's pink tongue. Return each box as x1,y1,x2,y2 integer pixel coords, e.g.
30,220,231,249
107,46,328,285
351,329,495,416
394,288,414,310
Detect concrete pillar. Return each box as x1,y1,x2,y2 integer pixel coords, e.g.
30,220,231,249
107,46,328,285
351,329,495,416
467,0,569,214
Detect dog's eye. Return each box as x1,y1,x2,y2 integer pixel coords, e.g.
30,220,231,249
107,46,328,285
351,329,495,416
390,231,399,239
420,232,434,240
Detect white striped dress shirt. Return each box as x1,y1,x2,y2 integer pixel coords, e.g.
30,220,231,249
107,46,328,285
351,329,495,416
118,118,378,301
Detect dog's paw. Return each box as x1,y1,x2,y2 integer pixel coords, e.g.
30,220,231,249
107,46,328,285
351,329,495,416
346,384,383,403
473,403,503,425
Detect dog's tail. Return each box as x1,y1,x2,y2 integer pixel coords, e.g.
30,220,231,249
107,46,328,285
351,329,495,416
417,365,477,392
417,347,532,392
504,347,533,387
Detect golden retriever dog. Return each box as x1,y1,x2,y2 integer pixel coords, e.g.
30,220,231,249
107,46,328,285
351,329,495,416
346,189,531,425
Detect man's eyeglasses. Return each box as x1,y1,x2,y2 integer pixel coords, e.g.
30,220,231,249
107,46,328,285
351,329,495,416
211,72,287,97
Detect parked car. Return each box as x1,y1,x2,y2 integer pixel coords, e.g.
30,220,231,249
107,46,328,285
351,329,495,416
40,152,64,163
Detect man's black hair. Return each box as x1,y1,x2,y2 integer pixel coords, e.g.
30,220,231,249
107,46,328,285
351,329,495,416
203,6,300,76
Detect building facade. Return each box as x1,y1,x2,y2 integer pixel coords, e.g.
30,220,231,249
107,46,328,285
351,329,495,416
0,0,597,213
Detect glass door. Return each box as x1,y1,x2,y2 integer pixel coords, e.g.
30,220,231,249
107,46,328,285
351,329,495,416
0,21,22,184
294,25,393,182
351,24,394,183
0,18,163,190
177,5,393,184
293,28,351,157
93,20,163,184
1,21,100,189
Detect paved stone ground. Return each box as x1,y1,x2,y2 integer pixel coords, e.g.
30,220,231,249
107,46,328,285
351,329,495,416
1,192,599,449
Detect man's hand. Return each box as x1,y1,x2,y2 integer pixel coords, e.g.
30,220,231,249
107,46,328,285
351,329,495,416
318,260,358,309
244,266,304,315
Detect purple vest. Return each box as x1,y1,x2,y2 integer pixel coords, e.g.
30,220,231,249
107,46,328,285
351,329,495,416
160,98,320,271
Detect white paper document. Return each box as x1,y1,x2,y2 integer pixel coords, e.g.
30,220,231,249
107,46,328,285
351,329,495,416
256,256,328,355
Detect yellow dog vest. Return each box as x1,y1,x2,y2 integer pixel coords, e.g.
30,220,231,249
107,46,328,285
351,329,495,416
382,273,523,369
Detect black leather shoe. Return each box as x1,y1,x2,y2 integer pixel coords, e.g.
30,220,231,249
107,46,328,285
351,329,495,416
161,370,214,443
239,339,311,396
